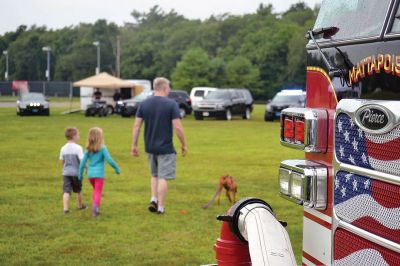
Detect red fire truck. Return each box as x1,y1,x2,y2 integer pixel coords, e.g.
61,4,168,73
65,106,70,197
213,1,400,265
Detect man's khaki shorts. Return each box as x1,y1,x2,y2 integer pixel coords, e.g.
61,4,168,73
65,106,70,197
147,153,176,180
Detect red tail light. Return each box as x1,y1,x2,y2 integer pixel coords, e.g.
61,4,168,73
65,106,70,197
295,120,305,143
280,108,328,153
284,118,294,140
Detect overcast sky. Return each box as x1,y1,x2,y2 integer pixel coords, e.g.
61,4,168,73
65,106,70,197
0,0,322,35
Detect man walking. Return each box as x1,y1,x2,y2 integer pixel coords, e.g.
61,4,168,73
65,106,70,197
131,77,187,214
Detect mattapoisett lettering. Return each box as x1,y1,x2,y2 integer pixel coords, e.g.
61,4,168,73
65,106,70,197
348,54,400,85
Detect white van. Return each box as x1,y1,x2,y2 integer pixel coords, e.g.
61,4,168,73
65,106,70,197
190,87,218,107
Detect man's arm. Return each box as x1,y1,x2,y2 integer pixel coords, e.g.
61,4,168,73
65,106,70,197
172,118,187,156
131,117,143,157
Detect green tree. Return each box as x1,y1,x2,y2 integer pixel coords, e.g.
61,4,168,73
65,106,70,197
171,48,213,90
225,56,259,89
0,3,318,98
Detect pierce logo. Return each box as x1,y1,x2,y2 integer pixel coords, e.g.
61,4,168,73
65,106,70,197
356,106,389,131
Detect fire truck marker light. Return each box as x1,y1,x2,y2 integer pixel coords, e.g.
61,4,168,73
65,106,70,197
279,168,291,195
280,108,328,153
284,118,294,139
295,120,305,143
290,172,304,200
279,160,328,210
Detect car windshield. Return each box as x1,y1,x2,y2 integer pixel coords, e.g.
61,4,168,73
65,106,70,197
134,91,152,101
21,93,45,102
205,90,229,100
272,95,303,103
313,0,391,41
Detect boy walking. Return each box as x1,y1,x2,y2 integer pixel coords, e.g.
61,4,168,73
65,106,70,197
60,127,86,214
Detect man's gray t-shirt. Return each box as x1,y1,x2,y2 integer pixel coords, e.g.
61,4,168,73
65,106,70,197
59,142,83,176
136,96,181,155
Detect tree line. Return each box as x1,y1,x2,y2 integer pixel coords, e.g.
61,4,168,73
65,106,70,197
0,3,318,99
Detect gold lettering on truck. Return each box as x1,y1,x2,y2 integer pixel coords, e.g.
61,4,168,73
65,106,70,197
349,54,400,85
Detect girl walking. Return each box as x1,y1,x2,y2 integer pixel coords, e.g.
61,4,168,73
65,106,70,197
79,127,120,217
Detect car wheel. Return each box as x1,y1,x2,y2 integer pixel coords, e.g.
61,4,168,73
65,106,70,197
106,105,114,115
85,107,95,117
122,106,135,118
194,111,203,120
18,109,25,116
121,111,130,117
44,109,50,116
243,107,251,120
225,108,232,121
179,108,186,118
99,108,108,117
264,112,274,121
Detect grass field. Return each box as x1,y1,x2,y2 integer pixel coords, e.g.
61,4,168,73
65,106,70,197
0,103,303,265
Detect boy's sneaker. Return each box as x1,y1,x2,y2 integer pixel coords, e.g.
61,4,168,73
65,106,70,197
78,204,87,210
157,209,165,215
64,210,70,215
148,201,157,212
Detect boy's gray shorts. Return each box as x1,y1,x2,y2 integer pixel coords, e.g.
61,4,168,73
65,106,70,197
147,153,176,180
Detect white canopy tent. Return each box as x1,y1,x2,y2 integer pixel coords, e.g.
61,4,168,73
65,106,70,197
73,72,144,111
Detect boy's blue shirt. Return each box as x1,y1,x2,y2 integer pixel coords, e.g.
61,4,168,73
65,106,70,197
79,145,120,180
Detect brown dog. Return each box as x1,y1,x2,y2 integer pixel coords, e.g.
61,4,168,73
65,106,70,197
203,175,237,209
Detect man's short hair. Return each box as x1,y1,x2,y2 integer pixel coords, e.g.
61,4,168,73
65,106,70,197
153,77,170,91
65,127,78,140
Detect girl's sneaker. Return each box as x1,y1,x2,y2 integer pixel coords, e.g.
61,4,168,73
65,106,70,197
78,204,87,210
92,206,100,217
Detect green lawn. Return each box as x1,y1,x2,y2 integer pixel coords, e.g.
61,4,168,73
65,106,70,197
0,104,303,265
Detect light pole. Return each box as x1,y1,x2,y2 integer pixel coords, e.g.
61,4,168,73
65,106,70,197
93,41,100,74
42,46,51,81
2,50,8,81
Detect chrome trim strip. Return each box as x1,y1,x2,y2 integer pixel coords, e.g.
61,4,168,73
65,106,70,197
280,193,302,205
338,221,400,253
380,0,397,38
306,36,381,50
383,33,400,39
339,163,400,186
383,0,399,36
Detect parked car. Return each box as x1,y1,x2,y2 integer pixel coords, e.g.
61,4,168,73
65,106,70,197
168,90,192,118
190,87,218,107
264,89,306,121
119,91,153,117
16,92,50,116
238,89,254,111
193,89,253,120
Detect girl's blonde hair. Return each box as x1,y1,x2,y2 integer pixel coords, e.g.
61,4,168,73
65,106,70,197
86,127,104,152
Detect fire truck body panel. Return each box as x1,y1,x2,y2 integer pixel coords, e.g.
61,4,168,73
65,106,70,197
303,208,332,265
292,0,400,265
213,1,400,265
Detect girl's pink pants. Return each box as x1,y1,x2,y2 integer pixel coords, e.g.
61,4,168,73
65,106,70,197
89,178,104,207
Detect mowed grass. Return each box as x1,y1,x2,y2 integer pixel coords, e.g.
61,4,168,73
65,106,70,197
0,104,303,265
